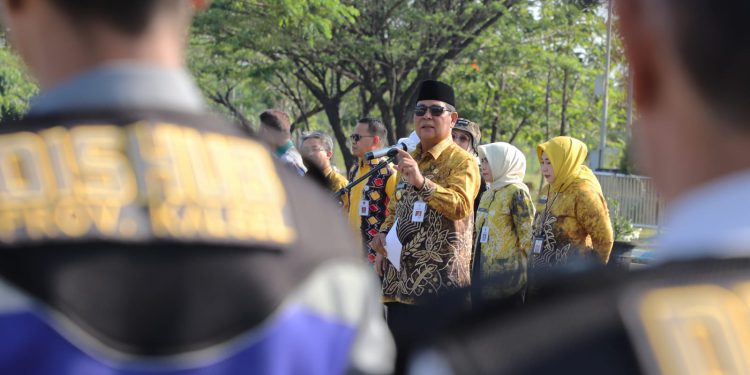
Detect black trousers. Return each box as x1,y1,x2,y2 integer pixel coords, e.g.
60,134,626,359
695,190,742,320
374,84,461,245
385,302,425,374
385,302,422,343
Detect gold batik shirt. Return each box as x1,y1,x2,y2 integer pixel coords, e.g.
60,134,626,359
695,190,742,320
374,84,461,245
380,138,480,305
324,167,349,207
325,167,349,193
532,179,614,268
474,184,535,299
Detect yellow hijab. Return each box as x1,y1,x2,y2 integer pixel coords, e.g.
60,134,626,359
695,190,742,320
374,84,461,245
537,136,602,194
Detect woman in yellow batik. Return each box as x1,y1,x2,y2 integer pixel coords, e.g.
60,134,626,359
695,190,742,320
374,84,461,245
473,142,535,305
531,136,613,273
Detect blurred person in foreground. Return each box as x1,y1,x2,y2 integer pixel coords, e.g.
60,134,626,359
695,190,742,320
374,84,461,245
406,1,750,373
0,0,393,374
621,0,750,261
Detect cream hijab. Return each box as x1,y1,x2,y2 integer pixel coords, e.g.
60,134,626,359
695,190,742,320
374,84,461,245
478,142,529,194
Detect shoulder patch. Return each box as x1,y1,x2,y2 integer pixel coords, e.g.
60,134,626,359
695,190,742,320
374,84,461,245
0,122,296,247
621,278,750,375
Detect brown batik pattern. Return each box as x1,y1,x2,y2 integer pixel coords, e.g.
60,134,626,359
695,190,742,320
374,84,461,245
381,168,474,304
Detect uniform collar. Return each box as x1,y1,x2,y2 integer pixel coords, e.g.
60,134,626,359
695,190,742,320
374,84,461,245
29,62,205,116
656,169,750,263
417,137,454,160
275,140,295,157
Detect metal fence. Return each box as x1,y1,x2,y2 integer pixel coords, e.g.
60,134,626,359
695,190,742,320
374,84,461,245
594,171,664,228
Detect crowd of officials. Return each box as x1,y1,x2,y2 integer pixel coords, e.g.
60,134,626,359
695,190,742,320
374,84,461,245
2,0,750,374
260,79,615,347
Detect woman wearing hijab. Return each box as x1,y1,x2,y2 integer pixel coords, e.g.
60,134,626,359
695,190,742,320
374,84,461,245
473,142,535,305
532,136,613,272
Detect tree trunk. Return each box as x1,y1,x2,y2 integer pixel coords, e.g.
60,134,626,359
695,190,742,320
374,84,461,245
209,89,253,133
360,86,373,118
291,106,324,133
544,68,552,140
376,97,397,145
393,101,411,141
559,67,570,136
490,77,507,143
626,67,634,142
324,100,356,171
540,67,553,196
391,72,427,141
490,115,500,143
508,116,528,144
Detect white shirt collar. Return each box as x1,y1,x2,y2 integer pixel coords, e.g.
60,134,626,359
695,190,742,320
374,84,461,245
655,169,750,263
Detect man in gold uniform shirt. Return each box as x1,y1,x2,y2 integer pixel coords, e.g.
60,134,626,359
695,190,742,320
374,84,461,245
371,80,480,340
347,118,398,262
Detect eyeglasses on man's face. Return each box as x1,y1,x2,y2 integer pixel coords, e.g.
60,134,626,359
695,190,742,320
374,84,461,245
350,134,374,143
415,104,453,117
303,146,326,153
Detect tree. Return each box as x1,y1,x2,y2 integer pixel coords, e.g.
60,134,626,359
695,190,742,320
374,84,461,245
447,1,627,162
0,36,37,122
193,0,522,169
192,0,361,165
338,0,522,144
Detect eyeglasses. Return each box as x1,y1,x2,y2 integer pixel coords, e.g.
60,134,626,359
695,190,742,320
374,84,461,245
350,134,374,143
415,104,453,117
303,147,326,153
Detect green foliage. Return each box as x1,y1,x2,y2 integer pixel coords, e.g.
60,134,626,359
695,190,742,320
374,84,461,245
619,140,639,175
609,199,641,242
193,0,522,169
0,1,635,176
189,0,360,130
444,0,629,174
193,0,358,47
0,39,37,122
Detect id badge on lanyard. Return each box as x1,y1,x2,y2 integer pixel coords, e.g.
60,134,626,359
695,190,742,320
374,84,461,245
412,201,427,222
532,236,544,254
533,192,557,255
480,226,490,243
359,200,370,216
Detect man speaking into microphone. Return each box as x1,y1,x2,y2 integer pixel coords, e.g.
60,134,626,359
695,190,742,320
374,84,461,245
370,80,480,342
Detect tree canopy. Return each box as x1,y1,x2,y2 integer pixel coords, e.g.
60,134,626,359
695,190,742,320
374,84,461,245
0,36,36,122
0,0,630,174
190,0,628,171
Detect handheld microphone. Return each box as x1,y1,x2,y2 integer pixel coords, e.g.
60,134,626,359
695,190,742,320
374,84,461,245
363,131,420,160
364,142,408,160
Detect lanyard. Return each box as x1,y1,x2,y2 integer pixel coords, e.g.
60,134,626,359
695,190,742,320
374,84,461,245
476,190,500,229
474,190,500,250
535,190,560,237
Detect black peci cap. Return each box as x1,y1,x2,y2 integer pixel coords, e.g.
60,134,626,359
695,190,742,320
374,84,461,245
416,80,456,108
